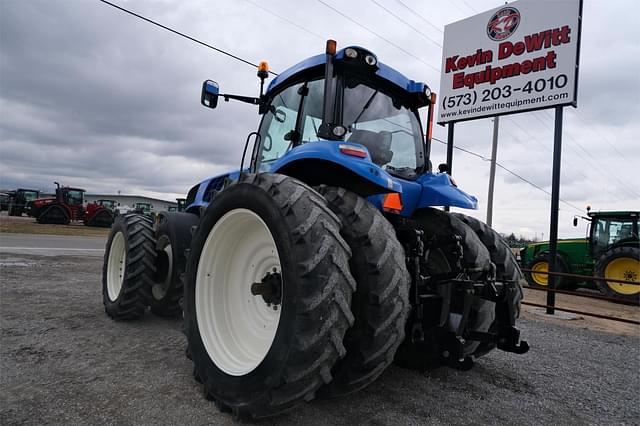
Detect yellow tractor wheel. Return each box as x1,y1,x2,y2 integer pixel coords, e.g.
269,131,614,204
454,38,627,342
595,246,640,301
525,254,569,289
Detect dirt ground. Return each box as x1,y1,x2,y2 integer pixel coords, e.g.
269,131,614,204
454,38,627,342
0,212,110,237
1,253,639,425
520,288,639,336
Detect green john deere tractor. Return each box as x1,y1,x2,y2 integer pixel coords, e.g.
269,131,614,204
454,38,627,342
520,210,639,301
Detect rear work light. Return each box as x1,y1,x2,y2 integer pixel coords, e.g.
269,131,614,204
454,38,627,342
382,193,403,214
339,144,367,158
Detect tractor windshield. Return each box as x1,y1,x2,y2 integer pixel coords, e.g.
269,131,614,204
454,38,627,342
23,191,38,201
100,200,115,209
341,80,424,179
591,217,638,248
256,75,425,180
66,190,84,205
592,216,638,256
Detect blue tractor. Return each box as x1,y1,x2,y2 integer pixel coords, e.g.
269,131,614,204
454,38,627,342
102,40,528,418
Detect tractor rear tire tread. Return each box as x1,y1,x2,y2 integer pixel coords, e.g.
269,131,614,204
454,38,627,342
317,186,410,398
185,173,355,419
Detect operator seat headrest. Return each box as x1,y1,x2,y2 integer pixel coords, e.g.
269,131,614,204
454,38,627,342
347,129,393,166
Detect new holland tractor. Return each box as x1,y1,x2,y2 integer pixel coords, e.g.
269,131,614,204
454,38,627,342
102,41,528,418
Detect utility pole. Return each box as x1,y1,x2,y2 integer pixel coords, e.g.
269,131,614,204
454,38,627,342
486,116,499,227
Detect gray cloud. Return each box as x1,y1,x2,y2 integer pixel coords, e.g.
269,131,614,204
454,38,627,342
1,0,639,238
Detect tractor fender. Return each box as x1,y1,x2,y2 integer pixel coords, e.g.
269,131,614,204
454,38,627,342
415,172,478,210
269,141,402,197
185,172,239,215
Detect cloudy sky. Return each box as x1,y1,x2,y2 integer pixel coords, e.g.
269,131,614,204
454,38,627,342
1,0,638,239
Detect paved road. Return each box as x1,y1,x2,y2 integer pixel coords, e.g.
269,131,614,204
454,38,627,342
0,233,106,256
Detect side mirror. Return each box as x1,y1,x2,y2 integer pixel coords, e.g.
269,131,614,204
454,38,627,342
201,80,220,109
573,217,578,227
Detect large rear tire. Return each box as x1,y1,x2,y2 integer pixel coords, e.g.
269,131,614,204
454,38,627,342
184,173,356,419
595,246,640,302
317,186,410,398
102,214,156,320
150,212,199,317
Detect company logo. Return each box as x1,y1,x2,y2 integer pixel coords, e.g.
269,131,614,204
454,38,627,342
487,7,520,41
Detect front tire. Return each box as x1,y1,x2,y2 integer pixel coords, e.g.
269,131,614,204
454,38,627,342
184,173,356,418
102,214,156,320
317,186,410,398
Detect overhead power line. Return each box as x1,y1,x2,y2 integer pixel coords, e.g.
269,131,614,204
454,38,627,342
369,0,442,48
432,137,583,213
242,0,325,41
316,0,441,74
97,0,278,75
393,0,443,35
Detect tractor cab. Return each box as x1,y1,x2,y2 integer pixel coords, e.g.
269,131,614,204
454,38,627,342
8,188,40,216
587,211,639,258
199,41,465,206
17,189,40,203
251,46,431,182
134,202,152,216
96,199,116,210
57,185,85,206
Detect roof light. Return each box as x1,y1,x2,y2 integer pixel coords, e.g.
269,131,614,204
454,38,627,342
339,144,367,158
365,55,377,66
424,86,431,97
326,39,337,55
345,48,358,58
332,126,347,137
383,193,403,214
258,61,269,73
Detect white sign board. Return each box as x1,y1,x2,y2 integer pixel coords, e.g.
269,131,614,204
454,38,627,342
437,0,582,124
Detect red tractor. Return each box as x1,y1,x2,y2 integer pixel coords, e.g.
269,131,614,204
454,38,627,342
84,199,116,227
27,182,114,227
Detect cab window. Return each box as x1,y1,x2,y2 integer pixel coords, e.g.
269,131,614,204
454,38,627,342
257,82,304,164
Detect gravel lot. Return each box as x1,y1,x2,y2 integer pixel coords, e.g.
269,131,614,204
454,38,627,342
1,253,639,425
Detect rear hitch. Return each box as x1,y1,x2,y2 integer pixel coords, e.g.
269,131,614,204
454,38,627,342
497,326,530,354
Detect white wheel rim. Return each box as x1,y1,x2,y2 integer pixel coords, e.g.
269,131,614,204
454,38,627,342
196,208,282,376
107,231,126,301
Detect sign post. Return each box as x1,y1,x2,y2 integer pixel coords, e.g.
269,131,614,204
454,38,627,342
486,116,499,227
437,0,583,314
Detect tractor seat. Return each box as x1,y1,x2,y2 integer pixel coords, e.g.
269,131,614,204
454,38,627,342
347,130,393,166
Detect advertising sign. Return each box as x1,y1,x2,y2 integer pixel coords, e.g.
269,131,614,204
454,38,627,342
437,0,582,124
